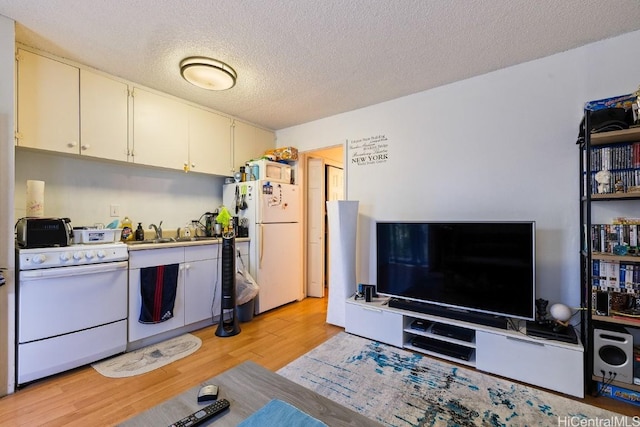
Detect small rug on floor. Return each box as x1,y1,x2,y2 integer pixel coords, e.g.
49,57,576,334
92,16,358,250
92,333,201,378
278,332,629,427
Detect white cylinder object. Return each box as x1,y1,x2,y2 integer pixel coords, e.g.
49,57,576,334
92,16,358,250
326,200,359,327
26,180,45,217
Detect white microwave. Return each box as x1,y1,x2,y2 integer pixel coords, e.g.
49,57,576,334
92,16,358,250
248,159,292,184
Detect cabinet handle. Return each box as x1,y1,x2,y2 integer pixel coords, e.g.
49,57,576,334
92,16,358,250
362,306,382,313
506,336,545,346
68,141,77,148
81,144,90,151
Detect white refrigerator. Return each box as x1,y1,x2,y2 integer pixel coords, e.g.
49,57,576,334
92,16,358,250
223,181,302,314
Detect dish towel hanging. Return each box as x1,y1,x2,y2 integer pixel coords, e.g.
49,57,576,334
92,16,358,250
139,264,179,324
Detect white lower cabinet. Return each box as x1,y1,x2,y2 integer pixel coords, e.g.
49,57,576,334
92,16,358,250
128,242,249,343
345,297,584,398
184,246,219,325
128,247,186,342
345,302,403,347
475,331,584,398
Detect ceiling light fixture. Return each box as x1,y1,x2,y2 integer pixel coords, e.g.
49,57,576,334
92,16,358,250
180,56,237,91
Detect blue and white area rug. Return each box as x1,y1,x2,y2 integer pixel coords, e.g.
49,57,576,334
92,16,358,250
278,332,630,427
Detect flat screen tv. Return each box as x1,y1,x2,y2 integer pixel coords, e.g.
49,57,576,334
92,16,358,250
376,221,536,321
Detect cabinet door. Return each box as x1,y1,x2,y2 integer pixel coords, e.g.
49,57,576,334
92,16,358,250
184,258,219,324
131,87,188,170
184,246,220,324
16,49,79,153
80,69,129,161
188,105,232,175
128,267,186,342
345,301,404,347
232,120,275,172
476,331,584,398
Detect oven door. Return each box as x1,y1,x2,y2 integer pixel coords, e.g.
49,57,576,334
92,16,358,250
18,261,128,343
17,261,128,384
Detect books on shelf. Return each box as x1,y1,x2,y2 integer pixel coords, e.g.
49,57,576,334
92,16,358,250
591,224,639,255
591,259,640,293
590,143,640,170
588,142,640,194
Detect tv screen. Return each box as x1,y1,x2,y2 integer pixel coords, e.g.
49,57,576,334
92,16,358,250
376,221,535,320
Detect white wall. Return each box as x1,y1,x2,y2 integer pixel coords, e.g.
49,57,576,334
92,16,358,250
0,14,15,396
277,30,640,308
15,150,225,231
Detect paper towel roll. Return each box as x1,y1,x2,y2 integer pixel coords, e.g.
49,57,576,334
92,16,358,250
26,180,45,217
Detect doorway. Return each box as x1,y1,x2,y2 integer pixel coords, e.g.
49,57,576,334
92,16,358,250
304,145,344,298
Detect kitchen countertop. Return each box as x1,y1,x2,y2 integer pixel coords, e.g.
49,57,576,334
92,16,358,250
126,237,250,251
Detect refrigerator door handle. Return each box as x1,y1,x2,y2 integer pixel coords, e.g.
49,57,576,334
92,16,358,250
259,224,264,268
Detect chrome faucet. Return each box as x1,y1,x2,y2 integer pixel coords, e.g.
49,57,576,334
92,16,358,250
149,221,163,239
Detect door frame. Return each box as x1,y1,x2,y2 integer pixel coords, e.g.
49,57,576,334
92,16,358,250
300,145,345,299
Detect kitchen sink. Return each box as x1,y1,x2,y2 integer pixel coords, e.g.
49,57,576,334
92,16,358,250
127,238,175,245
175,236,220,242
127,236,220,245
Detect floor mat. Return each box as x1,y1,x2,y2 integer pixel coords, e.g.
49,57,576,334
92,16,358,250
92,333,201,378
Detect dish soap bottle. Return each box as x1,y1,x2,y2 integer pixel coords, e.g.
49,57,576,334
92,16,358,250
121,216,133,241
135,222,145,241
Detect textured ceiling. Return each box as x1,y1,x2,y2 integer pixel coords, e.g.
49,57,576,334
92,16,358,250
1,0,640,131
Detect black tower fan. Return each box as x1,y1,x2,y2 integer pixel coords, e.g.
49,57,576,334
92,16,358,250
215,232,240,337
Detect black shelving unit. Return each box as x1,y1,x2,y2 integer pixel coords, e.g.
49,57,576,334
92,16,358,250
579,110,640,397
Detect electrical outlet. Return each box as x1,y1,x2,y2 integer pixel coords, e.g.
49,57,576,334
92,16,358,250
110,204,120,217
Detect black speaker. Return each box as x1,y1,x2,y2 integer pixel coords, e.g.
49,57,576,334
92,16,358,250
595,291,609,316
593,328,634,384
216,233,240,337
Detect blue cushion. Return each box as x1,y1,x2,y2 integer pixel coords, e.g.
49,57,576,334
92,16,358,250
238,399,327,427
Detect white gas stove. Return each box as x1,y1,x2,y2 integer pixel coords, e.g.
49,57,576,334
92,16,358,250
16,241,129,385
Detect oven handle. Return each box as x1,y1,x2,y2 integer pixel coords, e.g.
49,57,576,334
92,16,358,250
19,261,128,280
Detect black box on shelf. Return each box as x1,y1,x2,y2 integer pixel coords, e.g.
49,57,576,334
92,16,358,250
410,319,430,332
431,323,475,342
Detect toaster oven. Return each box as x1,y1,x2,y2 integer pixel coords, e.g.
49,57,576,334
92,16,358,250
16,217,72,248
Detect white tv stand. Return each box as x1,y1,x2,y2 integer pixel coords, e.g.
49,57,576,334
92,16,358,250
345,296,584,398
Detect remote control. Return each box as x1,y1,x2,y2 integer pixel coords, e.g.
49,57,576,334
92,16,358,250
169,399,230,427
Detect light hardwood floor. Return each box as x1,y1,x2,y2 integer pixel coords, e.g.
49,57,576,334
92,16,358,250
0,296,636,426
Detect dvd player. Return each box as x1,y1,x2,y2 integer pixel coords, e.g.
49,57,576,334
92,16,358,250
525,321,578,344
431,323,475,342
410,336,474,361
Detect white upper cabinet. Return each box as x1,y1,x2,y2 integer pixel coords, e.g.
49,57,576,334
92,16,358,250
131,87,189,170
232,120,275,172
80,69,129,162
16,49,268,177
16,49,80,153
187,105,232,175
